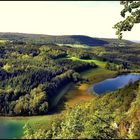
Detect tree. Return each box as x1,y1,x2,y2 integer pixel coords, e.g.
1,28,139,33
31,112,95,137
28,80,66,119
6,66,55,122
113,1,140,39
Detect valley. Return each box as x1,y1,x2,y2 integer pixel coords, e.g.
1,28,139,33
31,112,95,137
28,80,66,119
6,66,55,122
0,55,116,139
0,0,140,139
0,33,140,139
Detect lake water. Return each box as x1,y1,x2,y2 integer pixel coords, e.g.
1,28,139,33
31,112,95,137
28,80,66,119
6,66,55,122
93,73,140,94
0,120,24,139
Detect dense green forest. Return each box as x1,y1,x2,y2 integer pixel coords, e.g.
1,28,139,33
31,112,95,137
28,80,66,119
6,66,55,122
0,34,140,116
1,1,140,139
0,33,140,139
98,45,140,66
0,41,97,116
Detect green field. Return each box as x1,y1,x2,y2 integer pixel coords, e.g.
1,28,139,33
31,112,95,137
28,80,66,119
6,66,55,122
67,56,106,68
57,44,92,48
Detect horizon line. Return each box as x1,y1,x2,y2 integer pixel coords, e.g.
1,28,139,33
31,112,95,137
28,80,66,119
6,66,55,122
0,31,138,42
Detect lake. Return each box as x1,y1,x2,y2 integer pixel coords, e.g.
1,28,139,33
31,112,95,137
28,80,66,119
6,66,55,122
93,73,140,94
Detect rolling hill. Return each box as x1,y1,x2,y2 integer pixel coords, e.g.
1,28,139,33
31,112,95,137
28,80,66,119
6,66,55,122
0,32,134,46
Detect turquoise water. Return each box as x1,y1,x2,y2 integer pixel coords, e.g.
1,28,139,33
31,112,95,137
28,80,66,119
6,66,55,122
0,120,24,139
93,74,140,94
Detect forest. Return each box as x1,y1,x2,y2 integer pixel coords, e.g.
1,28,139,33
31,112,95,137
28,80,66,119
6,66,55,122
23,80,140,139
0,35,140,116
0,40,98,116
0,33,140,139
1,0,140,139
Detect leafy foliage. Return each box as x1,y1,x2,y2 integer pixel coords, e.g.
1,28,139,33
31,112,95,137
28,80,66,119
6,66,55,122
114,1,140,39
23,81,140,139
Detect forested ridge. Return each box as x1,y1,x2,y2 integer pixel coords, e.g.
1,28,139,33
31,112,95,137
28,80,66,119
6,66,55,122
0,41,97,116
0,32,134,46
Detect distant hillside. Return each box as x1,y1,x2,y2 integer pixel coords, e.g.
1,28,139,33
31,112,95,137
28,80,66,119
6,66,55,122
0,32,134,46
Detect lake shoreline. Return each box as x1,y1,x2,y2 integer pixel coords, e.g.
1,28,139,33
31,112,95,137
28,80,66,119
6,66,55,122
1,71,139,118
92,73,140,95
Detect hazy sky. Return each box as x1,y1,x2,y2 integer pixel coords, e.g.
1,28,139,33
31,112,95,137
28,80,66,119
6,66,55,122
0,1,140,41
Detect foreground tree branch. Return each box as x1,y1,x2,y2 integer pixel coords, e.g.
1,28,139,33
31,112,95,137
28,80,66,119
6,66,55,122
113,1,140,39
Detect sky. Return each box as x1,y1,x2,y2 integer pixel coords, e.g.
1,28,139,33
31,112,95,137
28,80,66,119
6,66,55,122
0,1,139,41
